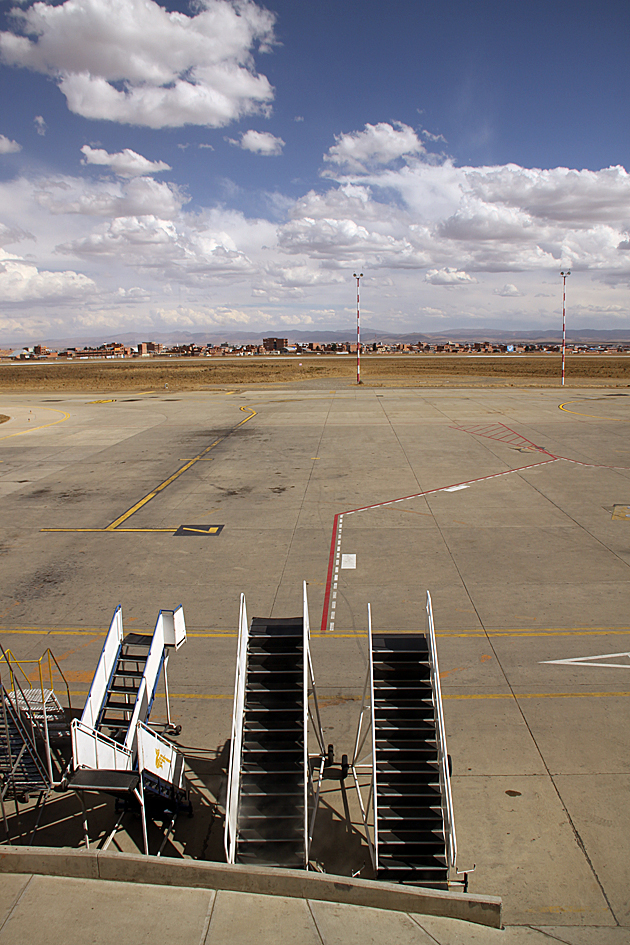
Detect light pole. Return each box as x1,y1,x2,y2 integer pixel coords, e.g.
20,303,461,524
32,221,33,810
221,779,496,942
353,272,363,385
560,270,571,386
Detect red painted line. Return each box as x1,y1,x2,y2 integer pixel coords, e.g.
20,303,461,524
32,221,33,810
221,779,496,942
451,422,556,457
340,459,558,516
320,512,340,633
319,458,558,630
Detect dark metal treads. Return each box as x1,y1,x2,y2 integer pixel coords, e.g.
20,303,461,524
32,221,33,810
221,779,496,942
371,631,449,884
121,633,152,648
234,616,306,868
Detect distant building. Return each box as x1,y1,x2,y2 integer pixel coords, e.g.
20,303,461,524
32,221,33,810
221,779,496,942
263,337,288,352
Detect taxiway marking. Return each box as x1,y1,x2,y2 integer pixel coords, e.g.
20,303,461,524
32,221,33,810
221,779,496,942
559,400,630,421
41,405,255,533
0,407,70,441
542,651,630,668
320,457,558,631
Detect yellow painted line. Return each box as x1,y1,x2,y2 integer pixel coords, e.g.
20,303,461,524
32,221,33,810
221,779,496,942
40,404,256,533
105,406,255,530
40,528,179,533
3,626,630,640
0,408,69,441
88,399,116,404
559,400,628,421
62,690,630,702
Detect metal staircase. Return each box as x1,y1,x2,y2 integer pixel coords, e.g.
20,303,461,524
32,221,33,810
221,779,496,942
69,605,191,853
352,594,458,888
0,678,50,801
225,583,325,869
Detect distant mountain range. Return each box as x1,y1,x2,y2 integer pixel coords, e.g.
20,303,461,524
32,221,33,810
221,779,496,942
4,327,630,349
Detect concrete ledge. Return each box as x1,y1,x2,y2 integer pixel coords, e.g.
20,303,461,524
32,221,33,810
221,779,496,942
0,846,502,929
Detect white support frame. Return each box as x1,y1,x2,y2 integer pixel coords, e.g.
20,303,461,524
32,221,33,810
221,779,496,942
425,591,457,873
350,603,378,872
224,593,249,864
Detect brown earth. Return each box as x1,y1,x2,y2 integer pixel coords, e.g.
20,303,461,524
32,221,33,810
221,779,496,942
0,355,628,392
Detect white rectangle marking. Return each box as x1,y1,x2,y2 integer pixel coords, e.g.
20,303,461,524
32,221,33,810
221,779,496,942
443,484,469,492
341,554,356,569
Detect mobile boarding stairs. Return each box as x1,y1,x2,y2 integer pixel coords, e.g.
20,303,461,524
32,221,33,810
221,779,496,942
0,645,72,839
351,593,464,890
224,583,327,869
68,605,190,854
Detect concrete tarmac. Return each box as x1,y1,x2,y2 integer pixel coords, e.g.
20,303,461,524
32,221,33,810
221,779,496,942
0,386,629,935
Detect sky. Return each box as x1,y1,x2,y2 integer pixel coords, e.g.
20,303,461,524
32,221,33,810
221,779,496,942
1,0,630,342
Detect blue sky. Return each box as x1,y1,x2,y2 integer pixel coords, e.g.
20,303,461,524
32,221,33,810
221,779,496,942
0,0,629,341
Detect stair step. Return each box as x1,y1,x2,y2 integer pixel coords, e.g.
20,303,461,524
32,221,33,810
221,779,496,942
377,784,441,797
238,820,303,841
107,683,141,694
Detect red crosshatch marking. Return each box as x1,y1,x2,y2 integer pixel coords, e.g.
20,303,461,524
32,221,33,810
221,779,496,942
450,423,556,456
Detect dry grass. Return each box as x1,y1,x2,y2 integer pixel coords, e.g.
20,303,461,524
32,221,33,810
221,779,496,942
0,355,628,392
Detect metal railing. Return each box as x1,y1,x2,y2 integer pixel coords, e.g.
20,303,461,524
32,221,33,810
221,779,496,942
81,606,123,730
0,648,71,712
224,592,249,864
303,581,326,868
71,719,132,772
0,644,55,788
350,603,378,871
425,590,457,871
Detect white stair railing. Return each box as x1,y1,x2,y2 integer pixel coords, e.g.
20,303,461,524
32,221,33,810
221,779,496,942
350,603,378,871
303,582,326,868
224,593,249,864
80,607,123,730
137,721,185,791
71,719,132,771
425,591,457,872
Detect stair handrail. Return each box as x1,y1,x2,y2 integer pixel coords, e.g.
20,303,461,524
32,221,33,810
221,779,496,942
1,648,72,711
125,610,169,743
81,606,124,730
425,590,457,871
350,603,378,871
71,718,132,772
0,676,50,794
0,644,53,787
224,592,249,864
367,603,378,870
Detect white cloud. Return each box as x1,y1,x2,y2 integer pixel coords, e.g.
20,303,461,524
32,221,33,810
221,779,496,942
323,122,425,172
0,134,21,154
34,115,46,136
494,283,523,297
0,250,95,303
1,0,276,129
80,145,171,177
230,129,284,155
425,268,477,286
2,120,630,335
36,175,186,219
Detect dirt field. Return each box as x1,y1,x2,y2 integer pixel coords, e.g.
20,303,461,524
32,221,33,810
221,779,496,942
0,354,629,391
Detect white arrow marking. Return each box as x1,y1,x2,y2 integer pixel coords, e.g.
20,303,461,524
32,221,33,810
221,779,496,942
541,651,630,668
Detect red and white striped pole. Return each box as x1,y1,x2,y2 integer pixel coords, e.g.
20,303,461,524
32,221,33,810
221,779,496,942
353,272,363,385
560,270,570,387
